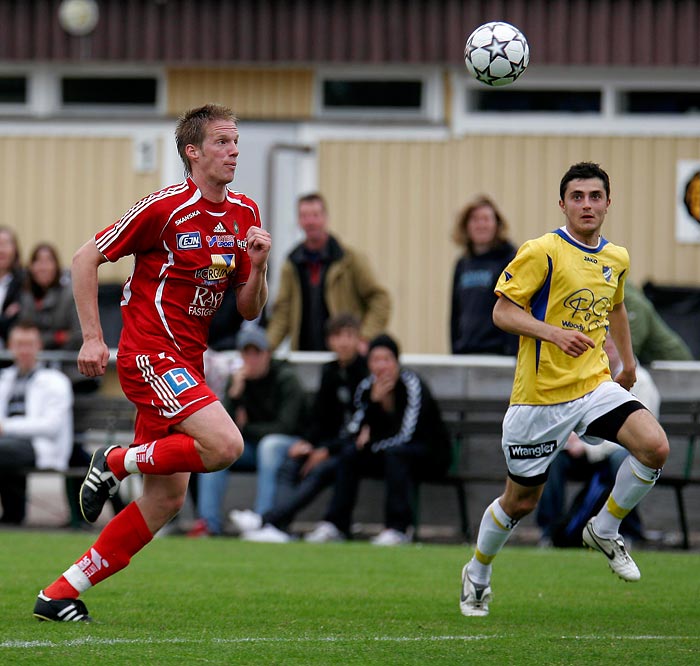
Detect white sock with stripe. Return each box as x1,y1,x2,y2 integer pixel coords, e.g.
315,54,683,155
467,499,519,586
592,456,660,538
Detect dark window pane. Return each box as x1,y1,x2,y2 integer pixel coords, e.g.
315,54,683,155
62,77,157,105
624,91,700,114
323,80,422,108
0,77,26,103
473,90,600,112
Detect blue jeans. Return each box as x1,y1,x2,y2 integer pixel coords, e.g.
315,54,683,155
196,434,297,534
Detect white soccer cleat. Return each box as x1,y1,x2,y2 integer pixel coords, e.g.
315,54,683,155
303,521,345,543
582,519,641,582
228,509,262,534
241,524,292,543
370,528,411,546
460,565,492,617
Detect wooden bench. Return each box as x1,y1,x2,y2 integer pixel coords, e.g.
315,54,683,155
655,399,700,549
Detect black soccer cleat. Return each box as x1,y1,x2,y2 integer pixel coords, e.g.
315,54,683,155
33,591,92,622
79,445,121,523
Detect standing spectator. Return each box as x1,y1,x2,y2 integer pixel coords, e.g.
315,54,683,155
20,243,81,351
189,325,308,536
624,281,693,363
266,193,391,352
0,322,73,524
233,313,368,542
305,334,451,546
460,162,669,618
450,196,518,355
33,103,271,623
0,226,24,349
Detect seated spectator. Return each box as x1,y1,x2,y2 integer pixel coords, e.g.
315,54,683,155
19,243,81,351
536,336,661,546
0,225,24,350
450,195,518,355
0,322,73,524
625,281,693,363
232,313,369,542
188,325,307,536
304,333,452,546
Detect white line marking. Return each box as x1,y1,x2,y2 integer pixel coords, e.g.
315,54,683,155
1,635,696,649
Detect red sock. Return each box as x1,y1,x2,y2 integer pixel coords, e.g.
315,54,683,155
44,502,153,599
106,447,128,480
127,433,207,475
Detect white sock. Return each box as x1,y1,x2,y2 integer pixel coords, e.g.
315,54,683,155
467,499,519,586
593,456,660,538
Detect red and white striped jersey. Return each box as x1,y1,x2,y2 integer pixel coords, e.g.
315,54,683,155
95,177,261,365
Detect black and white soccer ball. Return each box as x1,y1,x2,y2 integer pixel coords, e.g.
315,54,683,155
464,21,530,87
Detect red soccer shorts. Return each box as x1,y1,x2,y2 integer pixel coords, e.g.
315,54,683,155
117,352,219,443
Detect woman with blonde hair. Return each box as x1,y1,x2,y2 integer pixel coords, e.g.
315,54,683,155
450,196,518,355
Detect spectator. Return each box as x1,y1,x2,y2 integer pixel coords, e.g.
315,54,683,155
450,195,518,355
232,313,369,542
0,226,24,349
265,192,391,352
305,333,451,546
0,322,73,524
20,243,81,351
536,338,661,546
624,281,693,364
189,325,308,536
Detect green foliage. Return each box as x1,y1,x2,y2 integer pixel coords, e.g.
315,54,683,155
1,532,698,665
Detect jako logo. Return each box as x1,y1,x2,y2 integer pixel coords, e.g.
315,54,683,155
509,441,556,459
174,210,201,226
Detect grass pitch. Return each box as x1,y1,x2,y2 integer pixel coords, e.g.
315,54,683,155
1,531,698,665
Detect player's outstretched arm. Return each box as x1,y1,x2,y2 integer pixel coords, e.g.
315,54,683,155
72,239,110,377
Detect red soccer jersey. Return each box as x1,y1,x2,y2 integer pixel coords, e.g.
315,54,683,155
95,177,261,365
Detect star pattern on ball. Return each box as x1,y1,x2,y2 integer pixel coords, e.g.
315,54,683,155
483,36,509,61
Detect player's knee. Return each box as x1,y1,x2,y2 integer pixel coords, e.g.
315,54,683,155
646,434,670,469
209,431,244,470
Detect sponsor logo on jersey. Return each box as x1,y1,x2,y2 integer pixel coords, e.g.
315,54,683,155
206,234,236,248
508,440,556,459
176,231,202,250
584,255,598,264
194,254,236,282
213,222,227,233
234,222,239,234
602,265,612,282
163,368,198,395
189,285,225,316
174,210,201,226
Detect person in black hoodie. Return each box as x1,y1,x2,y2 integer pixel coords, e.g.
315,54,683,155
450,196,518,355
305,334,451,545
233,313,368,542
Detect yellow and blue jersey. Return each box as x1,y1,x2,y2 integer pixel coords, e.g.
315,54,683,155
495,228,629,405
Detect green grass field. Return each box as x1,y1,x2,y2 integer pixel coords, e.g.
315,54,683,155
1,531,698,665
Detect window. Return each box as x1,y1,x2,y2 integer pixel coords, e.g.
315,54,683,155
0,76,27,104
622,91,700,114
471,89,601,113
323,79,422,109
61,77,157,106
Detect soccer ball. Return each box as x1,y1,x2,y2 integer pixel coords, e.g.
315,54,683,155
464,21,530,87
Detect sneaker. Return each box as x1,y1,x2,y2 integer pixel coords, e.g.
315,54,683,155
229,509,262,534
80,445,121,523
582,518,641,582
370,528,411,546
242,524,292,543
460,565,492,617
304,521,345,543
186,518,211,538
33,591,92,623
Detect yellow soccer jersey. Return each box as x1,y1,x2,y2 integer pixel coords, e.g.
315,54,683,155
495,228,629,405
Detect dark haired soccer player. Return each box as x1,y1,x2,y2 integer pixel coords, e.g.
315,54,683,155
460,162,669,617
33,103,271,622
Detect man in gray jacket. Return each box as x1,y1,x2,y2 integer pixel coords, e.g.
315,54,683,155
0,321,73,524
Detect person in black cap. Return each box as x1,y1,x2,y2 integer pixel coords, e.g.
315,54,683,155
305,333,451,545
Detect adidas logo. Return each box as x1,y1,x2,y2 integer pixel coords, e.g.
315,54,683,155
213,222,226,233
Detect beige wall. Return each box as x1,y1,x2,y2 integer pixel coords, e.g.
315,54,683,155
0,136,160,283
319,135,700,354
167,68,315,119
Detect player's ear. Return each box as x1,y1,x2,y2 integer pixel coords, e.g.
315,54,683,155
185,143,199,162
558,199,566,213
